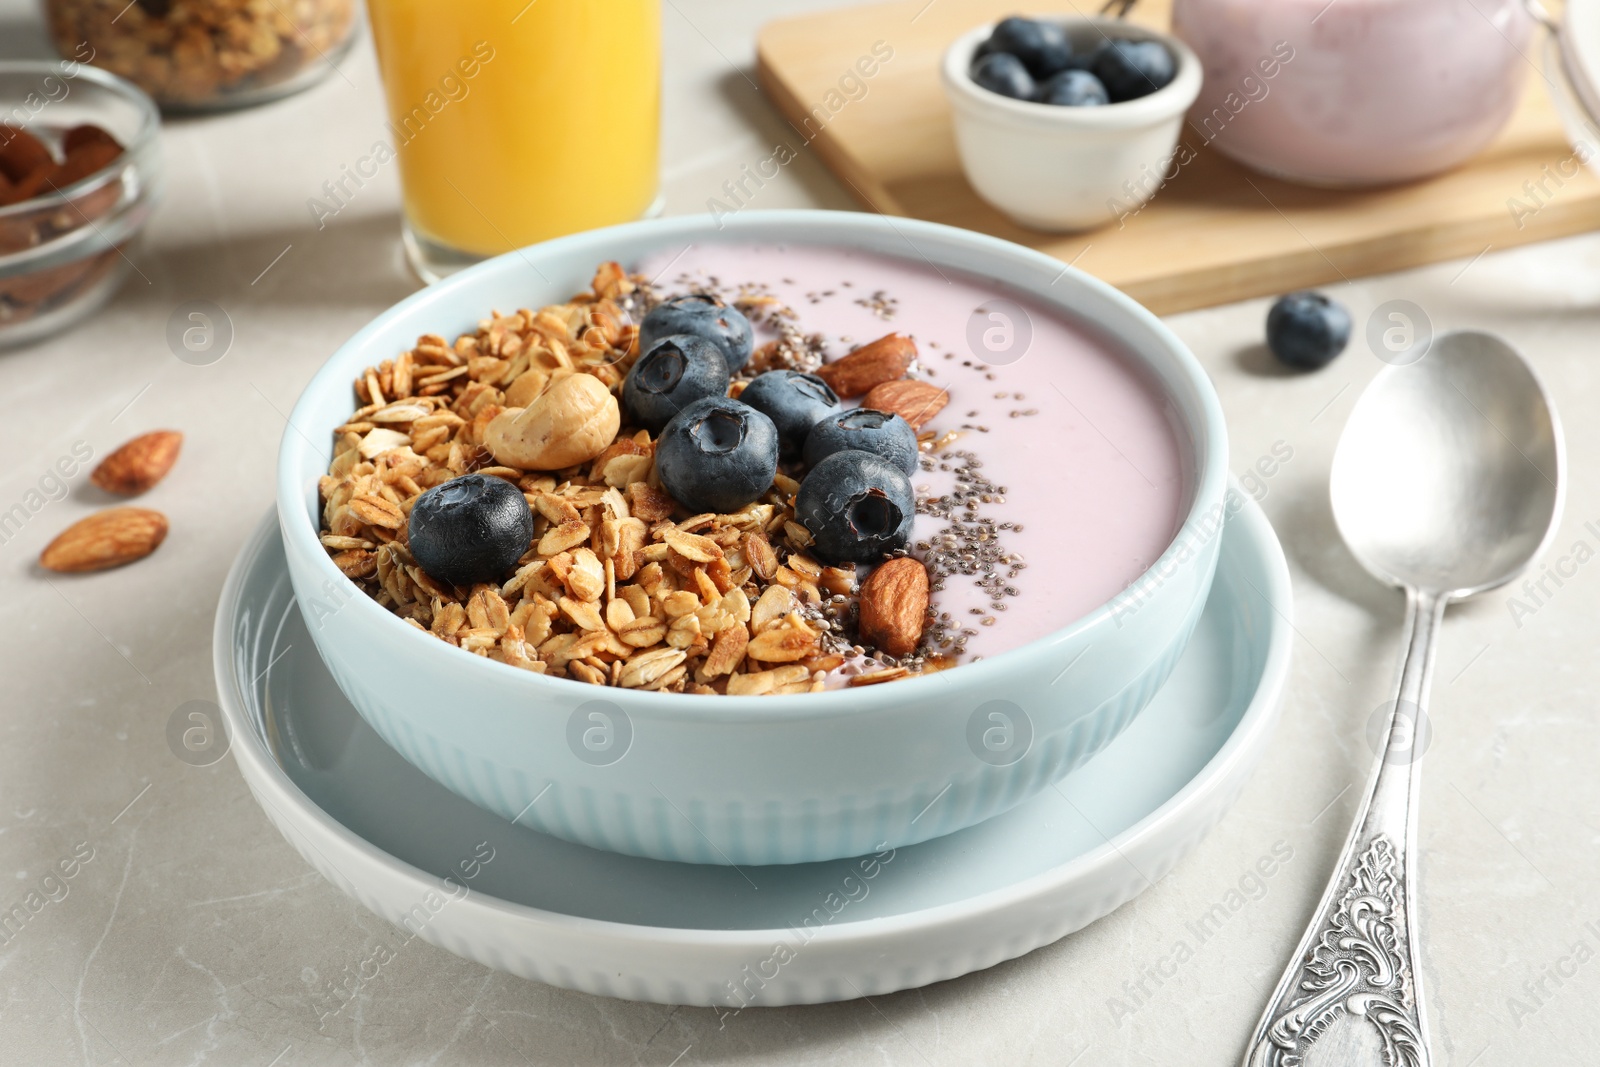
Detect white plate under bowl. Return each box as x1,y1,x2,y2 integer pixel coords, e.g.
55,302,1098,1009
214,486,1290,1006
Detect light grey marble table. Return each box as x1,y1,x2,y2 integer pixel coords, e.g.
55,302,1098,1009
3,1,1598,1063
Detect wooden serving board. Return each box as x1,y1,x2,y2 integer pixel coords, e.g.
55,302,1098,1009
755,0,1600,314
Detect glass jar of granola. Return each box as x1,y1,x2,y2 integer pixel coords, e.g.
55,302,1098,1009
42,0,359,111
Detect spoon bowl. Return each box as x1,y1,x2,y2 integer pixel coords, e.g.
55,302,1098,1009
1330,329,1564,597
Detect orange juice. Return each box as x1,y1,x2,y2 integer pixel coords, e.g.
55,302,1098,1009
367,0,660,270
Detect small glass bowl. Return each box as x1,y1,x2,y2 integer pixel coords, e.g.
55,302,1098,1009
0,60,162,349
41,0,359,112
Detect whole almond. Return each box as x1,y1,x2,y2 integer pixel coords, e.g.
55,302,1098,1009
48,140,122,188
814,333,916,398
862,379,949,429
40,508,168,573
0,124,51,184
858,556,929,657
91,430,183,496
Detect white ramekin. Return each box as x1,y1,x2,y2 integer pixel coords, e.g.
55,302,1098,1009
941,18,1202,232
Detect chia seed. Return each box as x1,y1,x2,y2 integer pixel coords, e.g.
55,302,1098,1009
854,290,898,320
910,446,1028,658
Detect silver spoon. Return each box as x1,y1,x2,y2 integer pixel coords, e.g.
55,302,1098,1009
1242,330,1564,1067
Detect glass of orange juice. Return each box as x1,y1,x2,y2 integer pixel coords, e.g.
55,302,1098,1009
366,0,662,281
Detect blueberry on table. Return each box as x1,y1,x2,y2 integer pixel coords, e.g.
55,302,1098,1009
738,370,841,457
622,334,730,434
794,450,916,564
1266,291,1352,370
986,16,1074,78
970,52,1036,101
640,294,755,373
656,397,780,514
1037,69,1109,107
1090,39,1176,102
407,473,534,588
803,408,920,476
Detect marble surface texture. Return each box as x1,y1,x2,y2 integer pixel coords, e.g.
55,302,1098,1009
1,0,1597,1063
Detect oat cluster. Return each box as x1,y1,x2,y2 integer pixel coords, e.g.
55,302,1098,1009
318,263,922,695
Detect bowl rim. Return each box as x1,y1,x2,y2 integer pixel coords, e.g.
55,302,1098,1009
0,59,162,225
941,16,1202,128
277,209,1229,721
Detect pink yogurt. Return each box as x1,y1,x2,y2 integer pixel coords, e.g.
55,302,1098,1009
1171,0,1533,186
635,242,1189,666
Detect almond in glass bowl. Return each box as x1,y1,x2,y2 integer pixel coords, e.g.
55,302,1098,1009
0,61,161,349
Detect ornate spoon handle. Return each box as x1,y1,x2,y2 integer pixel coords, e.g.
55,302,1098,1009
1242,588,1445,1067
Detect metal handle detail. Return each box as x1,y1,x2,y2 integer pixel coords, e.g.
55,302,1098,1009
1242,590,1443,1067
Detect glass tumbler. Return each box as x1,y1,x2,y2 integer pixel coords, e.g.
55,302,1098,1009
366,0,662,282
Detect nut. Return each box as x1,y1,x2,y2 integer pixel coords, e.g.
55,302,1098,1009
503,366,550,408
40,508,168,573
857,557,928,657
0,125,52,187
90,431,183,496
813,333,916,398
485,372,620,471
862,379,949,430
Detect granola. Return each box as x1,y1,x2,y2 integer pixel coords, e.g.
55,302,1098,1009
46,0,357,109
318,262,892,695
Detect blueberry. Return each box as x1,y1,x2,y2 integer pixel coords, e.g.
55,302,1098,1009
656,397,780,514
639,294,754,373
737,370,840,457
407,474,534,588
794,450,915,564
622,334,730,434
1037,69,1109,107
985,16,1073,78
1266,291,1351,370
803,408,920,476
1090,39,1176,102
970,52,1035,101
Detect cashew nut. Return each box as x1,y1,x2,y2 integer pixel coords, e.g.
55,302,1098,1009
485,372,620,470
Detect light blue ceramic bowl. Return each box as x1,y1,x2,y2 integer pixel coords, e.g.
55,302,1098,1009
276,211,1228,866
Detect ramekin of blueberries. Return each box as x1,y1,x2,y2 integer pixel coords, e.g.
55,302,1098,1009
940,14,1200,232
